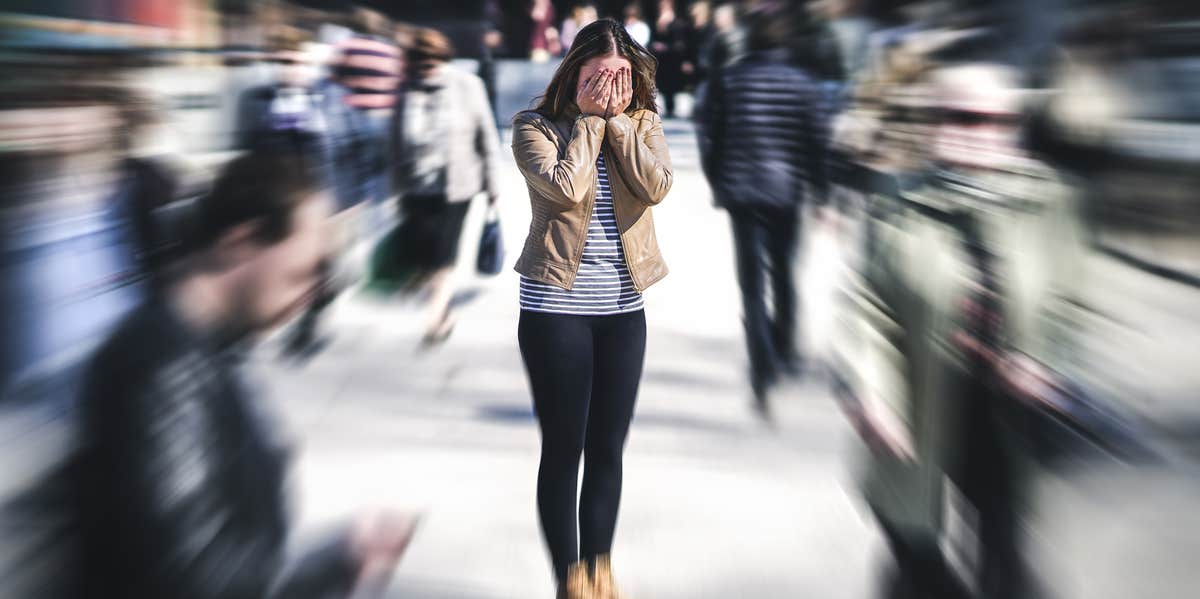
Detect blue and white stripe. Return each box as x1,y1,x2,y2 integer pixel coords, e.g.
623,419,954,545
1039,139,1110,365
520,152,644,316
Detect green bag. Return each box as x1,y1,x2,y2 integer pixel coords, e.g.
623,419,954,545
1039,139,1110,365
365,220,421,294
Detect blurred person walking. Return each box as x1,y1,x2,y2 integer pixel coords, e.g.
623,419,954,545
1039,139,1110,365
511,18,672,599
696,6,832,417
236,34,327,159
530,0,561,62
74,151,417,599
684,1,713,85
623,3,651,48
690,1,746,113
284,21,403,359
393,28,502,346
561,3,600,55
649,0,690,118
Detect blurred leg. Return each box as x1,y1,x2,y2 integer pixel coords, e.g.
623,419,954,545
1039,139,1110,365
729,207,776,397
519,311,595,582
423,265,456,339
767,206,801,371
421,198,469,343
878,518,970,599
579,310,646,561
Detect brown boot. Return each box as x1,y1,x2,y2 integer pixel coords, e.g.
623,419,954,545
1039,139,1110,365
591,554,626,599
557,561,593,599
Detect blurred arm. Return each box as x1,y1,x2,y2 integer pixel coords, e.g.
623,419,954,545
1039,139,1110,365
805,82,835,207
695,73,724,187
472,76,502,201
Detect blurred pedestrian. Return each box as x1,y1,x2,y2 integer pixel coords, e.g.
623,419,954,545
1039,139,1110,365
235,32,326,160
284,19,402,359
530,0,561,62
393,28,501,346
696,6,832,417
75,151,417,599
560,2,600,56
685,0,713,84
481,0,507,120
109,87,185,296
691,1,746,114
623,3,651,47
650,0,690,118
512,17,672,599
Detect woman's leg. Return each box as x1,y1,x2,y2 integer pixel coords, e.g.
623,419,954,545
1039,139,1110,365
420,199,469,343
519,311,596,582
579,310,647,562
423,265,456,339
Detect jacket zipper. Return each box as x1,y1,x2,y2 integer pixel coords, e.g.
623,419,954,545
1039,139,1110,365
567,165,597,291
602,150,643,292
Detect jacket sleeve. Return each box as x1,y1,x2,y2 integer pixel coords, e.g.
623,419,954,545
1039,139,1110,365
695,74,725,186
390,91,410,198
805,82,836,206
604,112,673,206
511,112,605,208
107,370,358,599
471,75,502,199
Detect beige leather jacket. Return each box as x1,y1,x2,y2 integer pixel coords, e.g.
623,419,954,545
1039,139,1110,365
511,107,672,292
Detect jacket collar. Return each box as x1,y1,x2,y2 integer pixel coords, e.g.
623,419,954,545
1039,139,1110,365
560,104,582,121
743,48,792,64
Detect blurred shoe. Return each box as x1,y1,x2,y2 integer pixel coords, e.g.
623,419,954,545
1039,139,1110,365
557,562,593,599
591,554,625,599
282,322,330,362
751,372,775,423
778,353,806,379
419,322,456,350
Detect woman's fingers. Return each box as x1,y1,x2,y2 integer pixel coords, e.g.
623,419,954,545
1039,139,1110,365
587,69,608,97
592,69,614,100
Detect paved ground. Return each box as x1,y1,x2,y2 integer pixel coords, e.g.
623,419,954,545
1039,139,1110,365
259,118,884,598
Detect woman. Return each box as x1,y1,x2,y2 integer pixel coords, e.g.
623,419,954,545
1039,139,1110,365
511,18,672,599
393,28,501,345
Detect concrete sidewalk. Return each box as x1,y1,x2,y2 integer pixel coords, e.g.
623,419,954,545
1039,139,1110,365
257,118,883,598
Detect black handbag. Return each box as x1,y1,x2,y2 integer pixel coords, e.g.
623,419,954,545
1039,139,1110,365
476,205,504,276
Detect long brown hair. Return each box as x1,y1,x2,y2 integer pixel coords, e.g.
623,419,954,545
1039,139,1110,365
533,18,658,118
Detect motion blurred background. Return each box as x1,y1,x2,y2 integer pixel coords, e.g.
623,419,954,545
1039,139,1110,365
1,1,1199,598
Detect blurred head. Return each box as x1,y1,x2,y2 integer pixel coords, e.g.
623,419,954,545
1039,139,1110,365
266,31,318,88
691,1,712,27
745,3,793,51
573,3,599,23
624,3,643,22
534,18,658,118
195,151,333,334
407,28,454,81
714,3,738,31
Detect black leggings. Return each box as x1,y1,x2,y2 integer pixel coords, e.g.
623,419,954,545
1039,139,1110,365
518,309,647,582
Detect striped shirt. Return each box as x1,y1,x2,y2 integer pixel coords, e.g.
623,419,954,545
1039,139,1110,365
332,35,401,109
520,153,645,316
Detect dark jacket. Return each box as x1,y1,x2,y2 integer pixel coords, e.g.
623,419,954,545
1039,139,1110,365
76,300,357,599
696,48,832,209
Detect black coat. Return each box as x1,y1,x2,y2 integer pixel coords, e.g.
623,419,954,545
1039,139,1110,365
696,49,833,210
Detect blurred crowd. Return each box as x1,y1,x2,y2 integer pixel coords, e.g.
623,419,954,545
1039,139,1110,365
1,0,1199,598
786,1,1200,598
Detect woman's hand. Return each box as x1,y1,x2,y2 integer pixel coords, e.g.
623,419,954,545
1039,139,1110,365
605,67,633,118
576,68,614,117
